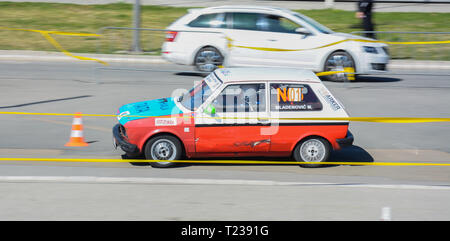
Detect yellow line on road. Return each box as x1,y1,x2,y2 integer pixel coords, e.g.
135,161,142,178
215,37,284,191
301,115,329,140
1,111,450,123
1,158,450,166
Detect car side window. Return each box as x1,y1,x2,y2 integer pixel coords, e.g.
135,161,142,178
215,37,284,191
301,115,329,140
231,13,261,31
212,84,266,113
188,13,226,28
270,83,322,111
259,15,302,33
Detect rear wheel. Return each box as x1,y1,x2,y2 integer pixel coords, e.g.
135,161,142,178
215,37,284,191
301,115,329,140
144,135,182,168
323,51,356,82
194,46,224,72
294,137,331,168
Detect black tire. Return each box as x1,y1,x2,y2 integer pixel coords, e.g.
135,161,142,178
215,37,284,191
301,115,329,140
323,51,356,82
194,46,224,72
144,135,183,168
293,137,331,168
123,152,144,159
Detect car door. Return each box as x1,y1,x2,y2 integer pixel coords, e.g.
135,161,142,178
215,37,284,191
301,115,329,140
267,82,324,154
194,82,271,155
257,14,326,69
221,12,266,66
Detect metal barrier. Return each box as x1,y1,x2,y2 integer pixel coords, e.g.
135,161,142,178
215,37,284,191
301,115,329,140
351,31,450,61
350,31,450,76
350,31,450,60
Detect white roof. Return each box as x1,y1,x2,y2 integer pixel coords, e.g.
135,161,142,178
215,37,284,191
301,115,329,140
195,5,291,14
213,67,321,83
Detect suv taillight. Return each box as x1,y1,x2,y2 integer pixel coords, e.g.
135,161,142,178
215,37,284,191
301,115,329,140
165,31,178,42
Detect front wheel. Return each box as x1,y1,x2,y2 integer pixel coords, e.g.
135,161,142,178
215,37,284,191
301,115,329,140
144,135,183,168
194,47,224,72
323,51,356,82
293,137,331,168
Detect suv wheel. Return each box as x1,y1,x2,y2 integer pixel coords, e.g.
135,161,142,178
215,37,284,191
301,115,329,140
323,51,356,82
194,47,224,72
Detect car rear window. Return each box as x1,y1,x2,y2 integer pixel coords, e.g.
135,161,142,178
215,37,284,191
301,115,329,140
270,83,322,111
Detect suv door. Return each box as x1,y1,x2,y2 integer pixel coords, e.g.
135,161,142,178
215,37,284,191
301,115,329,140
257,14,327,69
222,12,267,66
194,83,271,154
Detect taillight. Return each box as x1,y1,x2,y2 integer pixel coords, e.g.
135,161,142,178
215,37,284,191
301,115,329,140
165,31,178,42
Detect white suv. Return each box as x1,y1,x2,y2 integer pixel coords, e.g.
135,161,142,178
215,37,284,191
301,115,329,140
162,5,389,81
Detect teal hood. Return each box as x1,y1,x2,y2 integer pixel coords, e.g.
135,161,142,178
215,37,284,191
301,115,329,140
117,97,182,125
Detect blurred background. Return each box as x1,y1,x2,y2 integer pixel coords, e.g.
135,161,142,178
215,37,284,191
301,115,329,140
0,0,449,60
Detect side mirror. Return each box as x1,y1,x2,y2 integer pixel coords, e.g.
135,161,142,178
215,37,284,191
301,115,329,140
203,104,216,115
295,27,311,35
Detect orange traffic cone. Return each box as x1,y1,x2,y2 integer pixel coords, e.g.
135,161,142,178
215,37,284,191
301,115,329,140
65,112,89,147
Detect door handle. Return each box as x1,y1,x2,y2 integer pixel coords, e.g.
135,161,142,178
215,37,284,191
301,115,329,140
266,39,277,42
258,118,270,123
252,139,271,147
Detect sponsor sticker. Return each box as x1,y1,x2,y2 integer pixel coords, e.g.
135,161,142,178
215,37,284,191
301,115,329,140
204,73,222,90
219,69,231,76
155,118,177,126
317,87,341,111
117,111,130,120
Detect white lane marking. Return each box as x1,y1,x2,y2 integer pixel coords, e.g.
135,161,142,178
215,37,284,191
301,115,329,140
0,176,449,190
381,206,392,221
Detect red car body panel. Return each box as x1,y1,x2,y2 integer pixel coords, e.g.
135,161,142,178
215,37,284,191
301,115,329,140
124,115,348,158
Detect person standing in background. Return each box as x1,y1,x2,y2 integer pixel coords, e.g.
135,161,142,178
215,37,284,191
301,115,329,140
356,0,376,39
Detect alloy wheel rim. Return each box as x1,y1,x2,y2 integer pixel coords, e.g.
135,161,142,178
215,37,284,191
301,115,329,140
299,139,326,162
325,54,354,81
195,50,223,72
150,139,177,164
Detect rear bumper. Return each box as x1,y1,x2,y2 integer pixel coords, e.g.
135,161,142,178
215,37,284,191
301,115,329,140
336,131,354,148
161,42,192,65
113,124,139,154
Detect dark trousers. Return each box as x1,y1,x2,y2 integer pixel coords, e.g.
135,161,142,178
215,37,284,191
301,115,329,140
362,14,376,39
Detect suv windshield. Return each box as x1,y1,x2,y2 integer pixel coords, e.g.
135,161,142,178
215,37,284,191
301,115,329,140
179,80,214,111
291,12,333,34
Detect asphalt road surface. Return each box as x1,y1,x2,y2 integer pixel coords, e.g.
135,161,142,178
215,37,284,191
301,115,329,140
0,60,449,220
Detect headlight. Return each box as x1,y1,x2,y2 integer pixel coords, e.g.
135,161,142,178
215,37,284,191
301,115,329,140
362,46,378,54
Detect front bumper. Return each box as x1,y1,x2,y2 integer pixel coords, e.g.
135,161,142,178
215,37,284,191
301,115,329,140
336,131,354,148
358,47,390,74
112,124,139,154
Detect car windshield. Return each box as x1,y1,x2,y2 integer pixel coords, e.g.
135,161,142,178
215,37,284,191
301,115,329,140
178,79,214,111
291,12,333,34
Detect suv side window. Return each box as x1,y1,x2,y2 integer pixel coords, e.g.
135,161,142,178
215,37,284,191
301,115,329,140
188,13,226,28
212,83,266,113
259,15,302,33
231,13,261,31
270,83,322,111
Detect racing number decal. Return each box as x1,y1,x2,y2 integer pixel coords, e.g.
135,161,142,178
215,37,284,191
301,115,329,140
271,84,322,111
277,87,304,102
